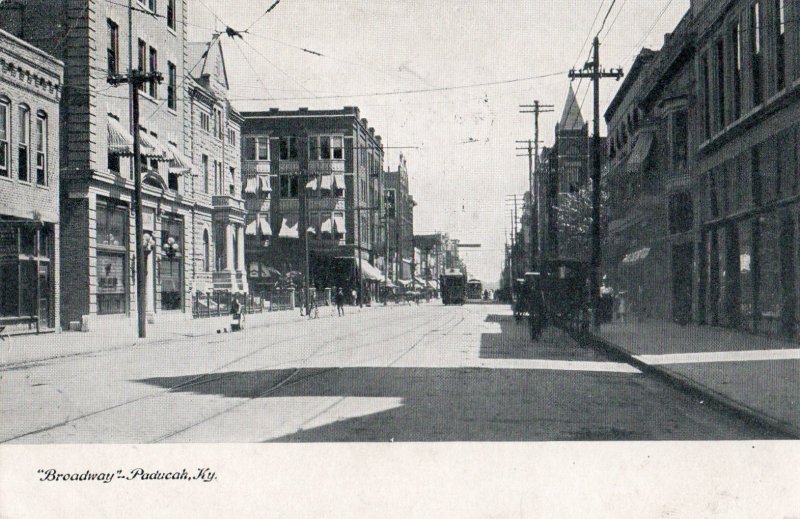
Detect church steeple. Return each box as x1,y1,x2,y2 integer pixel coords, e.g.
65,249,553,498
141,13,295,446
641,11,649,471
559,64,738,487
559,85,585,131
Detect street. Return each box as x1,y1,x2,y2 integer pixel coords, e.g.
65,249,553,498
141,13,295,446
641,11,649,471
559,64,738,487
0,304,783,443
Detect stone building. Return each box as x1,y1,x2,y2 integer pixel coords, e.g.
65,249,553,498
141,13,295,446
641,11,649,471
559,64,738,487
0,29,63,334
0,1,245,332
604,13,695,323
240,107,385,301
691,0,799,339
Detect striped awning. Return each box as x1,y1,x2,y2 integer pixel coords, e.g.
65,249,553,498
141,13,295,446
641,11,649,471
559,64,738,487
278,217,299,239
246,216,271,237
260,217,271,236
108,117,134,156
305,177,319,190
166,142,192,173
320,218,332,234
334,174,345,192
139,130,170,160
333,215,346,235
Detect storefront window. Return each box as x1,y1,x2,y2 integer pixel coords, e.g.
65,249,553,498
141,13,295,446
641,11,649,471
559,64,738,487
758,214,782,334
96,200,128,315
0,222,54,325
160,215,183,310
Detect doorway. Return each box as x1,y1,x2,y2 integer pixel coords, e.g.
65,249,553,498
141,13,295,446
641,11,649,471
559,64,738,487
672,242,693,324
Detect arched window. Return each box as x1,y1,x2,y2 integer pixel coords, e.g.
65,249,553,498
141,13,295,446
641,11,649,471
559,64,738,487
202,229,210,272
18,105,30,182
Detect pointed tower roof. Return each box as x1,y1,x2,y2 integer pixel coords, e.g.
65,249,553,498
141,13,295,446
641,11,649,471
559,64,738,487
559,85,585,130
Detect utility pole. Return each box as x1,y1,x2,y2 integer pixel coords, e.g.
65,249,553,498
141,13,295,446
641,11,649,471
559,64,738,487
298,128,311,317
568,37,623,327
108,4,163,338
520,101,553,270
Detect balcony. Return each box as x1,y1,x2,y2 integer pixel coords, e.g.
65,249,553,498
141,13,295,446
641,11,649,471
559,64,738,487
243,160,270,175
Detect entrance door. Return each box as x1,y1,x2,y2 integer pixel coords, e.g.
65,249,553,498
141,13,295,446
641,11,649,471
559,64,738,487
38,262,50,327
672,242,693,324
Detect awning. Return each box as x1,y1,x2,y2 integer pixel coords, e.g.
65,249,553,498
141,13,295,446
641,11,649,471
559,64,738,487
398,279,412,287
166,142,192,173
358,260,385,281
260,217,271,236
306,177,319,190
245,219,258,236
244,176,258,194
333,215,346,235
625,132,654,174
259,174,271,192
139,130,170,160
334,174,345,192
622,247,651,264
320,218,332,234
320,174,334,191
278,217,299,239
247,216,271,236
384,279,397,288
307,226,316,235
108,117,134,156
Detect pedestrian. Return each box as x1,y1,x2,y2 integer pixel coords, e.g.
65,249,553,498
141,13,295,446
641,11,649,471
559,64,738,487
351,288,357,306
335,287,345,316
231,295,243,331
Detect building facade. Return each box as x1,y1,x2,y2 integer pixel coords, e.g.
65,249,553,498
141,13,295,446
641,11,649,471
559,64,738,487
691,0,800,339
1,0,245,332
240,107,385,300
383,153,416,282
604,15,695,323
0,29,63,334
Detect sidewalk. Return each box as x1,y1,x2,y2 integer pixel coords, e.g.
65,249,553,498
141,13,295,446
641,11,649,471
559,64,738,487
590,318,800,438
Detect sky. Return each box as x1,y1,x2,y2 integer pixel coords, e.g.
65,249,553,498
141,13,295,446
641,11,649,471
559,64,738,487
188,0,690,284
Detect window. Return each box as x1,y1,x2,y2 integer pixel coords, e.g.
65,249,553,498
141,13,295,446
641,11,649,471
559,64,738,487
331,136,343,159
212,109,218,138
202,229,210,272
245,136,269,161
279,136,298,160
107,19,119,76
215,109,223,140
168,171,179,191
96,200,128,315
148,0,156,12
731,21,742,120
0,223,53,321
35,114,46,186
279,175,299,197
148,47,158,97
214,160,221,195
137,39,147,92
108,152,120,173
775,0,786,90
228,128,236,146
167,61,176,110
229,167,236,195
671,110,688,172
200,112,210,132
320,136,331,159
18,105,29,182
751,146,762,205
167,0,176,30
752,2,762,105
0,101,8,177
202,154,209,193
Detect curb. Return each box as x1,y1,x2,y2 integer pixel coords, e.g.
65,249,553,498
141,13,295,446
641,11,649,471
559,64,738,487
581,331,800,440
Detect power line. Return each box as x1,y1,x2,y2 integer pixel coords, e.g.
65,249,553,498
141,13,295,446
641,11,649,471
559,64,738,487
243,0,281,33
228,71,565,102
240,38,318,98
602,0,629,39
596,0,618,37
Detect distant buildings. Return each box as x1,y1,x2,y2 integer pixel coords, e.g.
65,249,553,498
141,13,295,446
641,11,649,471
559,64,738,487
383,153,416,282
0,29,63,334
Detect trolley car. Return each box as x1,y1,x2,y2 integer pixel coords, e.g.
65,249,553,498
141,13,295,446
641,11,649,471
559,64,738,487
466,279,483,301
440,269,467,305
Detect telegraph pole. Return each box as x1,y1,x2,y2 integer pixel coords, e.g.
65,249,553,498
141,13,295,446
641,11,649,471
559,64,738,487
108,8,163,337
568,37,623,327
298,128,311,317
520,101,553,269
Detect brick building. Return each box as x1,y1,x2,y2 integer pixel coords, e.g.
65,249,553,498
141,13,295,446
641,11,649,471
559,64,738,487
240,107,385,301
604,14,695,323
691,0,799,339
1,1,245,332
0,29,63,334
383,153,416,282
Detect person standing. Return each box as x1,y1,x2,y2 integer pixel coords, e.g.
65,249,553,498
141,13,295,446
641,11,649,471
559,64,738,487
335,288,345,316
351,288,358,306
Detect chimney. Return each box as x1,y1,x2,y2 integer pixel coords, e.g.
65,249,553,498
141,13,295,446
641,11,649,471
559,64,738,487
369,127,375,136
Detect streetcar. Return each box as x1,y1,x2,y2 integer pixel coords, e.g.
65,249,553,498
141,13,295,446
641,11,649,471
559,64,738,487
466,279,483,301
440,269,466,305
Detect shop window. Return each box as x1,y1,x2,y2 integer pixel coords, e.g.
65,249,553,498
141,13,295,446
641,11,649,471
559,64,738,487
96,200,128,315
160,215,183,310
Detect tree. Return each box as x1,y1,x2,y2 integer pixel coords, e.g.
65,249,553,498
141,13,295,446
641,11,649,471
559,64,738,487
554,182,609,262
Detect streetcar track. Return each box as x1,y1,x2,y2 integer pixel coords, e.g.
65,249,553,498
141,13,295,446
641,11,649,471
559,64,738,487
0,306,449,443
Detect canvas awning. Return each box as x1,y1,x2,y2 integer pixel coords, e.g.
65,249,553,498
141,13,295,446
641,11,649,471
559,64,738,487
260,217,271,236
278,217,299,239
244,176,259,194
320,218,332,234
333,215,346,235
139,130,170,160
319,174,334,191
166,142,192,173
245,219,258,236
625,132,654,174
305,177,319,190
247,216,271,236
622,247,651,264
398,279,412,287
334,174,346,192
357,260,385,281
259,174,272,192
108,117,134,156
